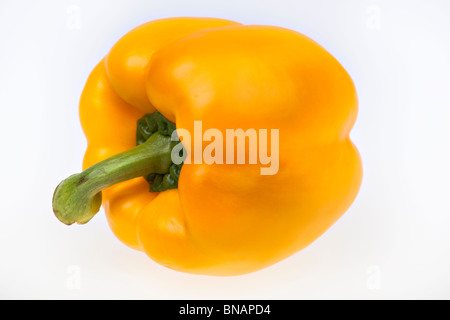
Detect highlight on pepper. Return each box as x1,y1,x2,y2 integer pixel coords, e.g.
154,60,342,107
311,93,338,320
52,17,362,276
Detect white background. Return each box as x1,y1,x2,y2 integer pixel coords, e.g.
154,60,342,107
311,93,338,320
0,0,449,299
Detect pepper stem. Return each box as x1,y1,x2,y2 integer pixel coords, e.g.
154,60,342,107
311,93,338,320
52,132,173,225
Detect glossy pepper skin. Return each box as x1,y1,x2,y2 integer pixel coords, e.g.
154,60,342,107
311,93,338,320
64,17,362,276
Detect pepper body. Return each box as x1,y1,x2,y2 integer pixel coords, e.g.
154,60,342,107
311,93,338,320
78,17,362,275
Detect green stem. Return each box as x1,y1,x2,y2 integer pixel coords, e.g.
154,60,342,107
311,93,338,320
52,132,173,225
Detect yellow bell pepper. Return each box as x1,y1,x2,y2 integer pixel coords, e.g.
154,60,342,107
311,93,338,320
53,17,362,276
